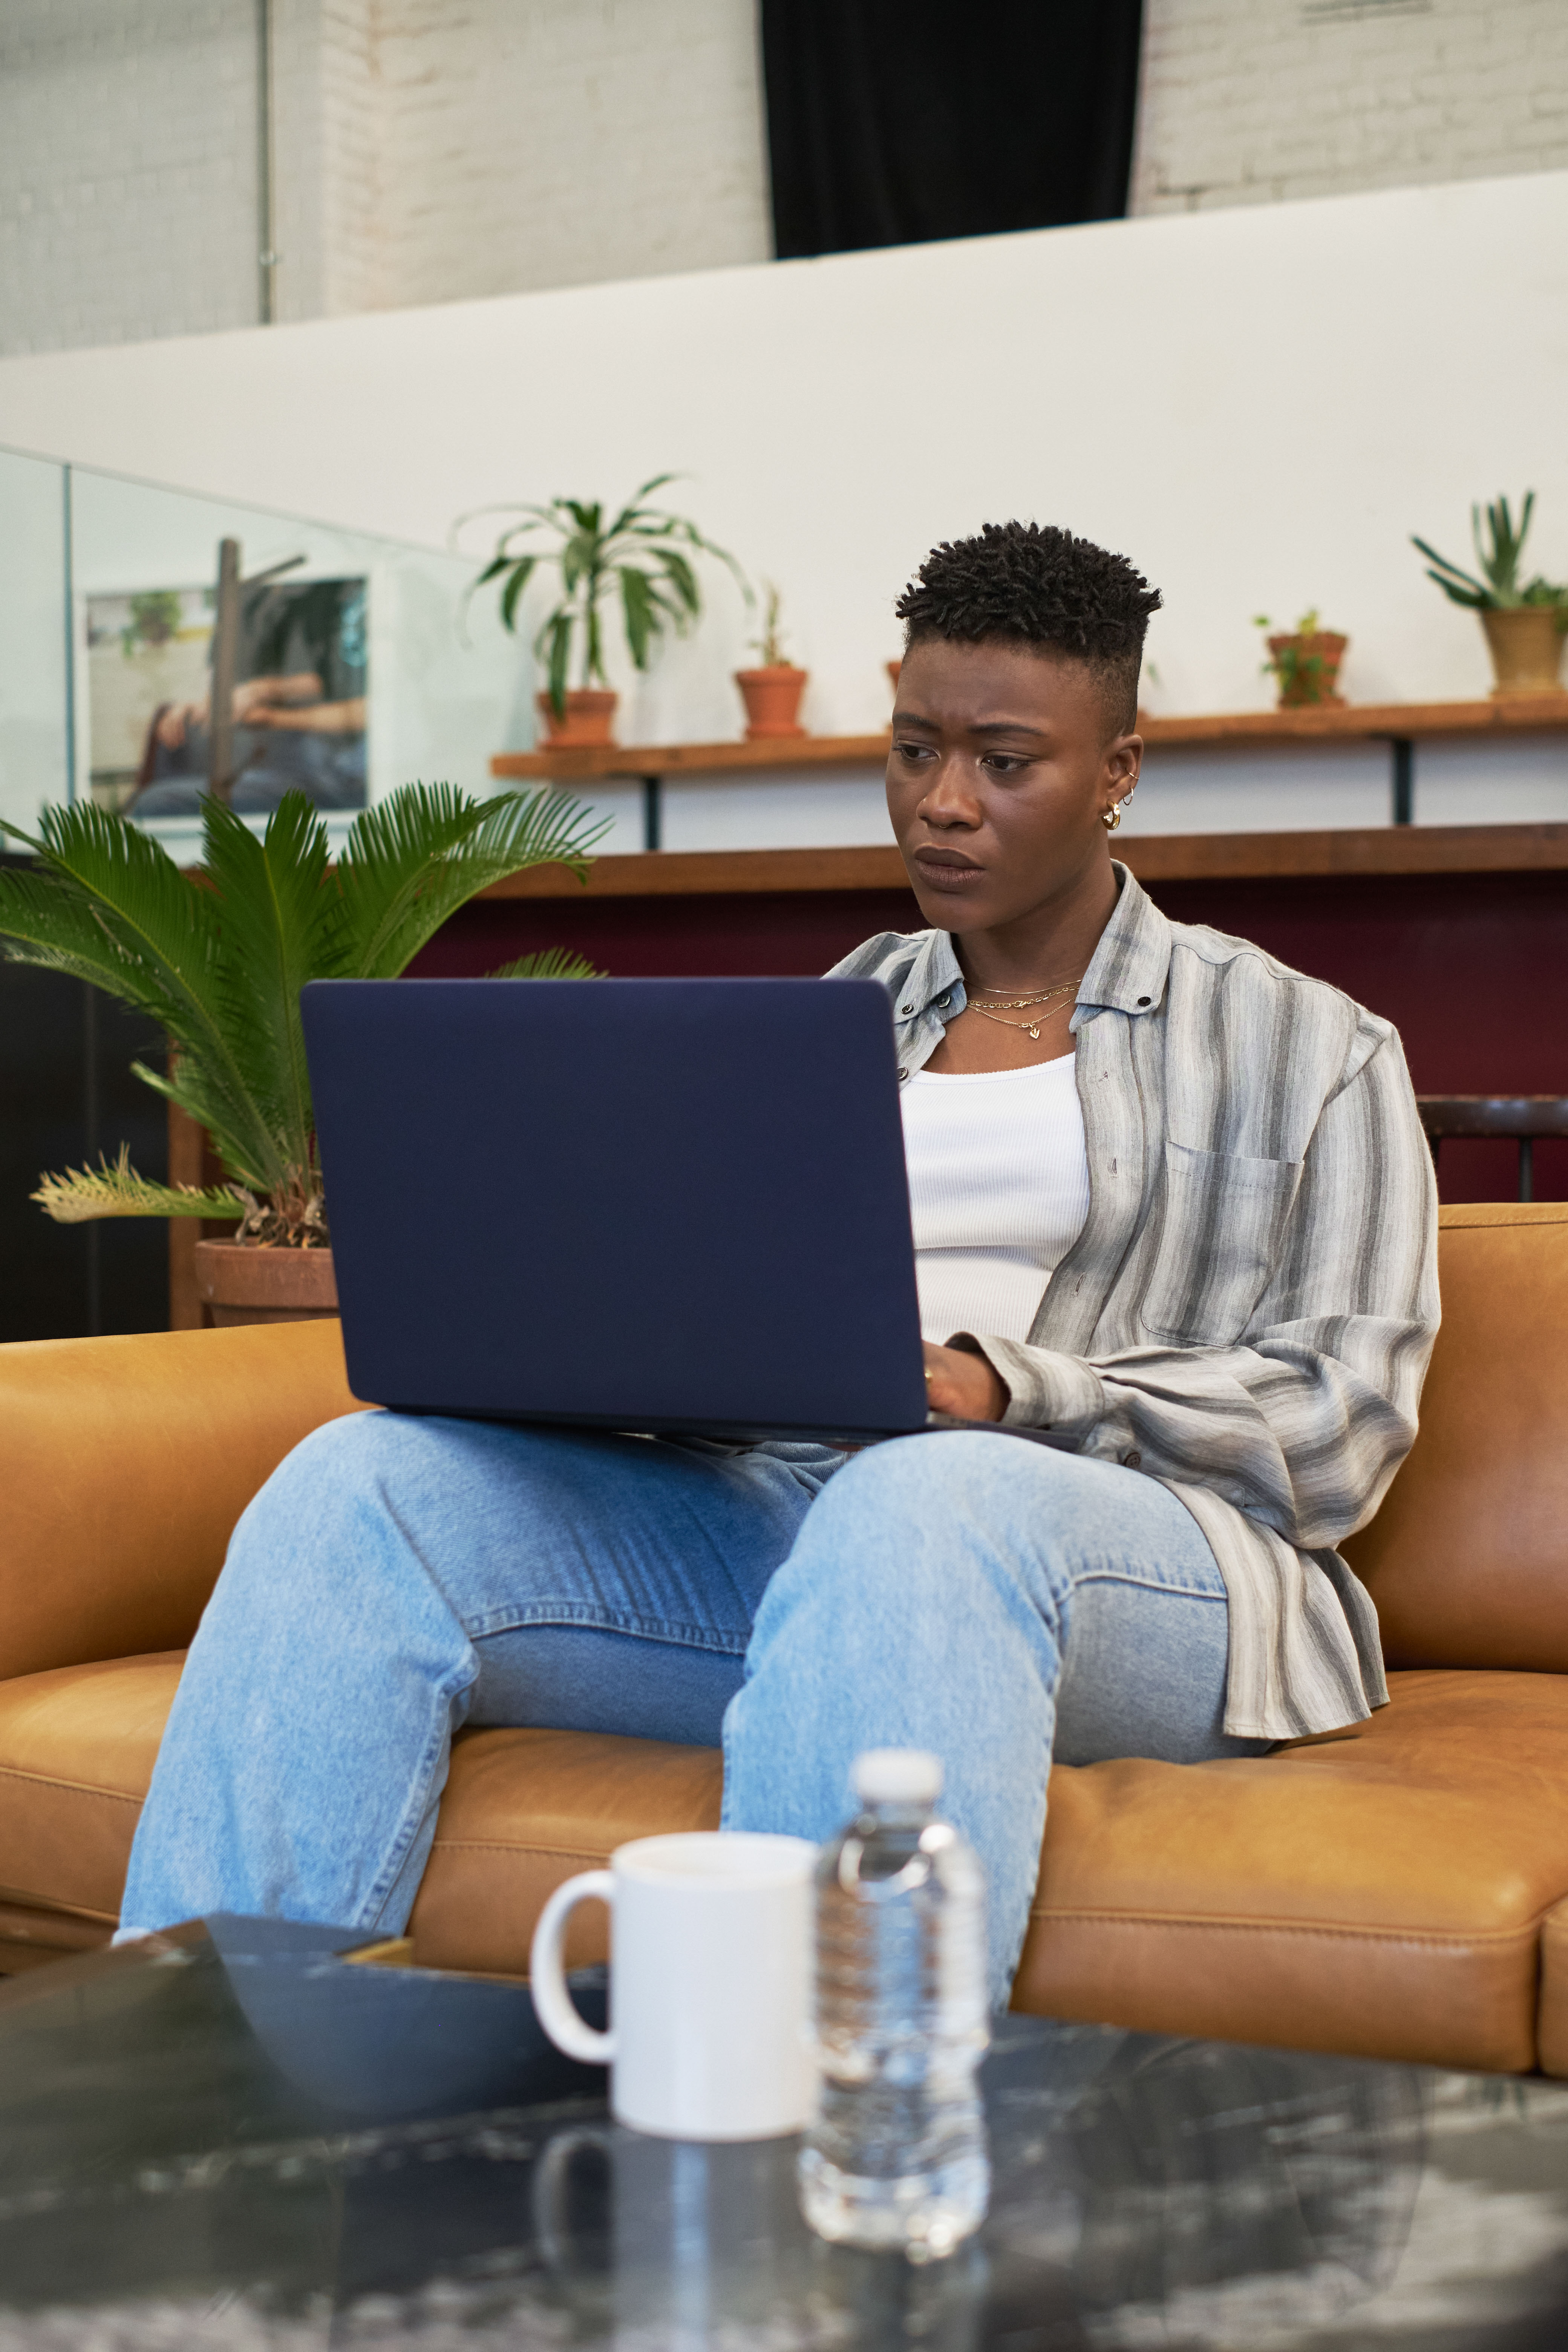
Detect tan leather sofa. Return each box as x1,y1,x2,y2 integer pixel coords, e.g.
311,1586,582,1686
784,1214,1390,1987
3,1201,1566,2077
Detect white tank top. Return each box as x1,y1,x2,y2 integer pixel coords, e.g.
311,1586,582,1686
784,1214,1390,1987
899,1054,1091,1346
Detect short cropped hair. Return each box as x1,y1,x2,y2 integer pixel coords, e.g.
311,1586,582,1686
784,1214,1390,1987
895,521,1162,734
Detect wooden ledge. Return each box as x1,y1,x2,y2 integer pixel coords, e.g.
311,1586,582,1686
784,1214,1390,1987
481,845,909,897
479,823,1568,900
492,734,889,781
1139,695,1568,749
490,697,1568,784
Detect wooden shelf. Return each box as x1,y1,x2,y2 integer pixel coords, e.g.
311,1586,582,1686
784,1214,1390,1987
492,734,890,781
1138,695,1568,749
478,821,1568,902
490,698,1568,785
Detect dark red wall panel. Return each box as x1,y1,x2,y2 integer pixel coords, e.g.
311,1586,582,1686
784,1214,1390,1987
415,865,1568,1202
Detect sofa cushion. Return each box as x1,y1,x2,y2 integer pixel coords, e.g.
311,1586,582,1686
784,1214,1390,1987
1344,1204,1568,1672
5,1656,1566,2076
0,1653,179,1925
0,1653,726,1975
1015,1667,1568,2074
0,1321,362,1681
408,1727,723,1975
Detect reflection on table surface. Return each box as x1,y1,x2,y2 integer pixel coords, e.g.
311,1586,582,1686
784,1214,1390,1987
0,1915,1565,2349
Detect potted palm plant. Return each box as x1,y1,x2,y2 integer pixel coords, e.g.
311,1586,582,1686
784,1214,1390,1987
467,475,747,747
1412,493,1568,696
0,783,605,1325
734,582,807,738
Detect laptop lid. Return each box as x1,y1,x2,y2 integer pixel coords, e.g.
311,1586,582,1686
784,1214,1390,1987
300,976,930,1443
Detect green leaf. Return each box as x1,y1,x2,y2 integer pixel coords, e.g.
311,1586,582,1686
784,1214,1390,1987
0,803,285,1190
606,473,681,536
335,783,610,980
484,947,605,980
1423,570,1486,609
583,600,605,689
197,792,336,1181
1410,534,1493,606
499,555,539,631
619,565,657,668
560,531,593,598
32,1145,247,1224
657,547,701,619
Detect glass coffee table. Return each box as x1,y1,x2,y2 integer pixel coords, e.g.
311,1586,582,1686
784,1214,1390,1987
2,1916,1566,2348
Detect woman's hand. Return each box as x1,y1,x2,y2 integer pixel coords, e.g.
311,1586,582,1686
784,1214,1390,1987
923,1341,1007,1422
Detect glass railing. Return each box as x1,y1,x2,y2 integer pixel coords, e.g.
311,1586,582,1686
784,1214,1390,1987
0,443,531,861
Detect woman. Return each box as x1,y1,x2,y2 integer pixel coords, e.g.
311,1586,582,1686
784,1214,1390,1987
120,523,1438,2007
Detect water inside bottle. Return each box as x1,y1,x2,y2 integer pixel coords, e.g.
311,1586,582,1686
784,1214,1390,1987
799,1775,990,2261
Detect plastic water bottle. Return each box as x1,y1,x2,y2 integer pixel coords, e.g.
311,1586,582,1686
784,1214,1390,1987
798,1749,990,2261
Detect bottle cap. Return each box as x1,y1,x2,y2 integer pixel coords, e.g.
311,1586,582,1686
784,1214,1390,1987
851,1749,943,1806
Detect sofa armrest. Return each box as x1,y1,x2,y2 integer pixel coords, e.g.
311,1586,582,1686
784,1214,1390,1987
0,1320,362,1679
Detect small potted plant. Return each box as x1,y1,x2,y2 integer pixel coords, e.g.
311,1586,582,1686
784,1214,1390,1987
734,583,807,738
1412,493,1568,697
0,784,605,1325
466,475,746,747
1253,609,1348,707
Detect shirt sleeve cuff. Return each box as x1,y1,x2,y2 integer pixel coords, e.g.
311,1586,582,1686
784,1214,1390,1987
947,1334,1106,1434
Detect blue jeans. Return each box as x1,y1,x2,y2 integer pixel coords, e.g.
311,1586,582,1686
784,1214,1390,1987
120,1414,1265,2006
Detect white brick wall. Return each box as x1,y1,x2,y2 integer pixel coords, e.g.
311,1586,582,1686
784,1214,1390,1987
332,0,773,316
0,0,771,357
1130,0,1568,214
5,0,1565,362
0,0,262,357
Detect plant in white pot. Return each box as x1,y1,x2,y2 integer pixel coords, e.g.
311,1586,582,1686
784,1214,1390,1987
0,783,605,1325
467,475,747,747
1412,492,1568,697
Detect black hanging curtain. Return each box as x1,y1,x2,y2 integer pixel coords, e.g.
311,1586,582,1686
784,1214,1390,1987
760,1,1145,262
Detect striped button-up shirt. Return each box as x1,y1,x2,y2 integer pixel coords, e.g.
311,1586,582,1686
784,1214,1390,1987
831,864,1440,1741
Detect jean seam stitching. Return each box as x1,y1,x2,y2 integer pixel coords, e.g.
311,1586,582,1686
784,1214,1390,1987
466,1603,748,1655
1060,1571,1230,1602
356,1664,474,1928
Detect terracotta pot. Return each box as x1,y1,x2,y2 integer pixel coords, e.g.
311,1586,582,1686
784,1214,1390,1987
1267,631,1347,709
193,1239,338,1328
1481,608,1567,698
534,689,619,747
734,666,807,739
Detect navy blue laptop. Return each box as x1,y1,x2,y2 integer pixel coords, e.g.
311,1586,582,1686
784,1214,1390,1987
301,976,939,1445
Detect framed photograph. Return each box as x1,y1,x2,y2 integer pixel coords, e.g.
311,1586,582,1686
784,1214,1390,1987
87,575,369,818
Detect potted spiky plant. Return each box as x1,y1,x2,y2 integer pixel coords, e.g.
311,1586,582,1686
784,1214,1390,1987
465,475,747,747
734,582,808,739
1412,493,1568,697
0,784,605,1326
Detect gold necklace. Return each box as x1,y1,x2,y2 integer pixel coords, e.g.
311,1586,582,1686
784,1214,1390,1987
968,978,1081,1013
967,996,1078,1042
963,973,1084,1039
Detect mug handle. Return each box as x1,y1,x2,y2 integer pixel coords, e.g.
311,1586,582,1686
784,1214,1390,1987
530,1869,616,2064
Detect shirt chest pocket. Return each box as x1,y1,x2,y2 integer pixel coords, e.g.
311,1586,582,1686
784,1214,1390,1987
1139,1140,1303,1345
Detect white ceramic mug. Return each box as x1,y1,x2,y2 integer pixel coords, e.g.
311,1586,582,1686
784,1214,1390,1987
529,1830,817,2141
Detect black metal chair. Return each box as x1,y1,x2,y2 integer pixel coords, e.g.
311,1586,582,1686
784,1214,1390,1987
1415,1097,1568,1204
